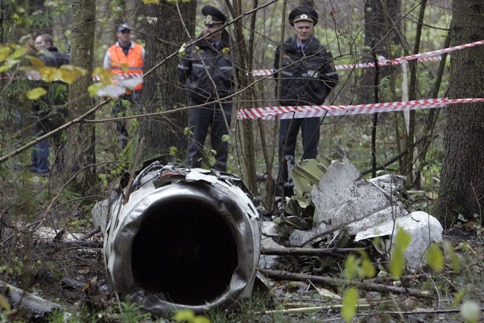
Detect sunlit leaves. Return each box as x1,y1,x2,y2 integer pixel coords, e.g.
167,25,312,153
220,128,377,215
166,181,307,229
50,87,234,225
443,240,460,272
143,0,160,4
389,227,411,279
341,287,358,323
178,43,187,57
0,44,25,72
26,87,47,99
10,46,28,59
0,46,12,62
0,62,15,73
361,255,376,278
90,66,143,98
0,294,11,313
173,309,210,323
19,55,87,85
58,65,87,84
426,242,444,272
452,289,467,308
344,251,376,280
344,254,358,280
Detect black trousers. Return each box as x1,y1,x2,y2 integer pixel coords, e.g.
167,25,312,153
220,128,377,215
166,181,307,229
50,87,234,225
278,117,320,189
186,99,232,172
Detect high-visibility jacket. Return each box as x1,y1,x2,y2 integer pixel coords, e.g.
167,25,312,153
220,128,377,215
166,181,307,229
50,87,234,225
106,42,144,91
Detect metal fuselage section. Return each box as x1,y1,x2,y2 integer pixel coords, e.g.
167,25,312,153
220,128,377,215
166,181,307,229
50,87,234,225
96,162,261,314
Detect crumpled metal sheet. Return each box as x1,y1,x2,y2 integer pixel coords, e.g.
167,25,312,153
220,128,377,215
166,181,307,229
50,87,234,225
355,211,443,270
93,164,261,314
288,158,407,246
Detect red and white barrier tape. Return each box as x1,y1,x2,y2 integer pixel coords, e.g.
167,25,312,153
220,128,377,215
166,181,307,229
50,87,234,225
3,73,141,82
92,74,142,82
237,98,484,120
251,39,484,76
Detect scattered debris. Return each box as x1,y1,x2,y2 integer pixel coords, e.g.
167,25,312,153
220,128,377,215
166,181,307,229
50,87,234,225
355,211,443,270
265,156,443,274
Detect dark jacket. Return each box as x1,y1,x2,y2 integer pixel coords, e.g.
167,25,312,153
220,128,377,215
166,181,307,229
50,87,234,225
274,35,338,106
177,30,237,102
38,46,70,68
33,47,70,121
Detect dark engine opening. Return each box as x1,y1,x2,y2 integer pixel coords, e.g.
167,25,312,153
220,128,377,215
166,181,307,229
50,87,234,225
131,198,239,305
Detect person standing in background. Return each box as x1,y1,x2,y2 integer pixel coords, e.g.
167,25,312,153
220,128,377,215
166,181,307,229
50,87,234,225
273,6,339,196
103,23,145,149
30,34,70,175
177,5,238,172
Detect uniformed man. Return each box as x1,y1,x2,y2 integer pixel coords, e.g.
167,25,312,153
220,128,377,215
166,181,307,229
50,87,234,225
177,5,238,172
274,6,339,196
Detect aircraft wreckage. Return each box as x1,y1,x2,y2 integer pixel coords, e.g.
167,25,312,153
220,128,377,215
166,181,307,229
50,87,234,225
92,158,262,314
92,155,443,314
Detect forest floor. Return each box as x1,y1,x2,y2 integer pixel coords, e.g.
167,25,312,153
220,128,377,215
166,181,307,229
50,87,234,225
1,172,483,322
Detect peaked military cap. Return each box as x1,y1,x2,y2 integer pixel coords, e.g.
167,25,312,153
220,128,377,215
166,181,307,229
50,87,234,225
288,6,318,26
202,5,226,25
117,23,130,32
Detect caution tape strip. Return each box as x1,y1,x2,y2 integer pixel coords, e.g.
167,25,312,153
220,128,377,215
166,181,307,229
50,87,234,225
251,39,484,76
237,98,484,120
3,73,141,82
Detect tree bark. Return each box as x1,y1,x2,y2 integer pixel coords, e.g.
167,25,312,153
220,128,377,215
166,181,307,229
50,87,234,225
66,0,97,195
230,0,258,191
434,0,484,226
140,1,196,162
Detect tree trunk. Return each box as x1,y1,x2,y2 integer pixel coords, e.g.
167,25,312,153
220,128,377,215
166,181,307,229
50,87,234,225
230,0,258,192
359,0,401,104
140,1,196,162
66,0,97,195
434,0,484,226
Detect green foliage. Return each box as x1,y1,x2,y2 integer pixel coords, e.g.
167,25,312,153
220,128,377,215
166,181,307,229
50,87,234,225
0,294,11,313
206,293,278,323
174,309,210,323
452,289,467,308
426,242,444,272
341,251,375,322
110,296,152,321
27,87,47,99
46,306,100,323
169,146,178,155
389,227,411,280
343,251,376,280
344,254,358,280
184,126,193,136
341,287,358,323
442,240,460,272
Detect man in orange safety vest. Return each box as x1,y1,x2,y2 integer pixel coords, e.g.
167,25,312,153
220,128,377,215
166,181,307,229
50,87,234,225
103,23,145,149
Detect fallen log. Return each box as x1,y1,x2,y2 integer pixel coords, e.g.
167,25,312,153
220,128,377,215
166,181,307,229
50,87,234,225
260,269,431,299
0,280,62,317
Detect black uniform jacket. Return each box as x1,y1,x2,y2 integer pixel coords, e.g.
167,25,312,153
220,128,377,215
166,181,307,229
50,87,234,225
274,35,338,106
177,30,237,103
